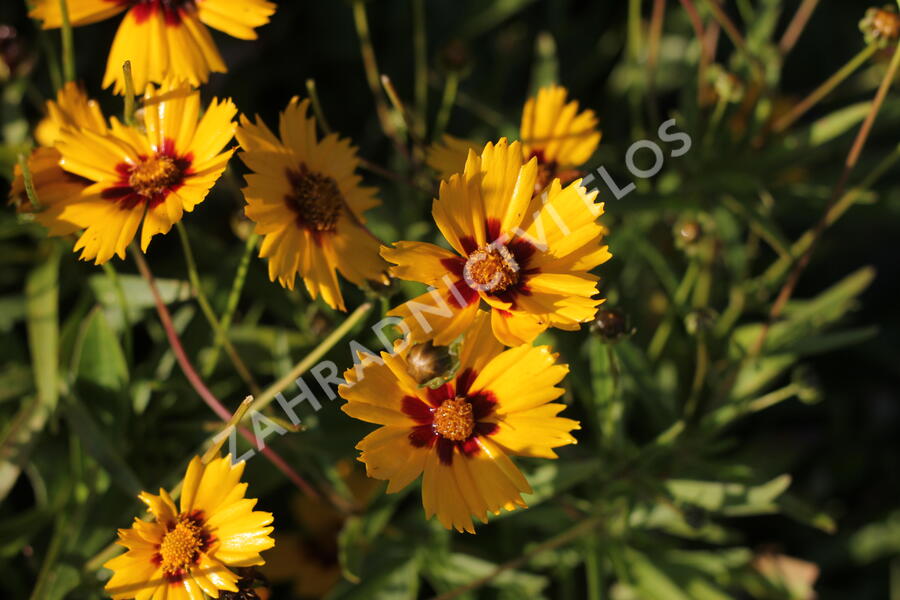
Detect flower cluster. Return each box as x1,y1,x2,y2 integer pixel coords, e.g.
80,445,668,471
11,3,610,595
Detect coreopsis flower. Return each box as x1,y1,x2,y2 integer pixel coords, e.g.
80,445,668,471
383,138,611,347
104,454,275,599
235,97,389,311
425,134,481,181
45,80,236,264
9,82,105,214
521,84,601,188
29,0,276,93
339,312,579,533
426,85,600,187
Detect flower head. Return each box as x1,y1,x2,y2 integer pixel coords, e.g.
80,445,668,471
426,85,600,186
339,312,579,533
41,80,236,264
104,454,275,599
384,137,611,347
29,0,276,93
235,97,389,311
9,82,105,213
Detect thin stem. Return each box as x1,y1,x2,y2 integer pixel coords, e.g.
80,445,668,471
382,74,426,150
58,0,75,83
201,232,259,379
772,44,877,133
17,153,41,210
778,0,820,57
246,302,374,416
678,0,707,105
359,158,436,196
430,516,604,600
646,0,666,123
174,222,261,396
305,78,332,135
412,0,428,141
101,262,133,364
122,60,136,126
702,0,763,81
627,0,643,64
752,40,900,356
129,245,320,498
432,70,459,140
352,0,403,150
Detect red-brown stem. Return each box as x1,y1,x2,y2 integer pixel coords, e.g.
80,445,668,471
778,0,820,57
751,42,900,355
680,0,707,105
129,245,321,501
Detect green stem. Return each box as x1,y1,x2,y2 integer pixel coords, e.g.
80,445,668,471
174,222,261,396
648,260,699,361
122,60,137,126
305,78,332,135
352,0,401,147
58,0,75,83
29,516,66,600
433,70,459,140
17,153,41,210
101,262,133,364
584,533,604,600
412,0,428,141
246,301,374,416
773,44,877,133
201,232,259,379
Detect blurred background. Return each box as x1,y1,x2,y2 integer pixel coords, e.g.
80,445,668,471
2,1,900,598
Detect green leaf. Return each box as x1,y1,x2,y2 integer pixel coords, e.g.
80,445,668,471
665,474,791,516
72,307,129,391
338,491,405,583
425,553,548,599
62,396,143,497
0,241,61,501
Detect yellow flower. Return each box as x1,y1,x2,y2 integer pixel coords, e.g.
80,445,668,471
9,82,105,214
44,80,236,264
29,0,276,93
339,311,579,533
235,97,389,312
383,138,611,347
521,84,601,177
425,134,482,181
103,454,275,600
426,85,600,185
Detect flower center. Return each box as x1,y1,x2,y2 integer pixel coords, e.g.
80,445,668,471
433,397,475,441
129,155,182,198
463,244,519,293
285,166,344,232
158,516,204,576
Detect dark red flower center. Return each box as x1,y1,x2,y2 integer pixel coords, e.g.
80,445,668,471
152,510,213,583
401,368,499,465
439,218,540,311
102,139,192,210
284,165,344,233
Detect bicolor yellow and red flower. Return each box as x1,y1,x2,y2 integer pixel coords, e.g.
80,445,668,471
427,84,600,187
236,97,389,312
35,79,236,264
104,454,275,600
29,0,276,93
384,138,611,347
339,312,580,533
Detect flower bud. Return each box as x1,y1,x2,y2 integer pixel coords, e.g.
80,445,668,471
860,5,900,47
406,341,454,385
590,307,630,342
